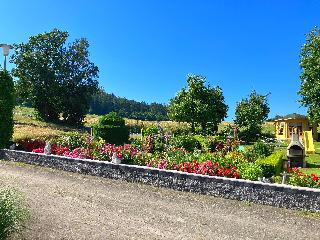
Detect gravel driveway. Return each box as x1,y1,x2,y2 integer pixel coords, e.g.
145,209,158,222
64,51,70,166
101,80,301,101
0,160,320,240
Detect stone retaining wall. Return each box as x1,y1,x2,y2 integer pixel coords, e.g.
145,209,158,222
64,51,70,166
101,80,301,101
1,149,320,212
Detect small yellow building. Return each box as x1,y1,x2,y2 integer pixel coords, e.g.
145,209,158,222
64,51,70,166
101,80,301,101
274,114,318,140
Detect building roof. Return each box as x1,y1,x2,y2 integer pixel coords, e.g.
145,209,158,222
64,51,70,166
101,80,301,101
274,113,308,121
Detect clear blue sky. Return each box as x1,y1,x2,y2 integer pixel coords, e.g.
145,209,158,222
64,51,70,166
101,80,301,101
2,0,320,120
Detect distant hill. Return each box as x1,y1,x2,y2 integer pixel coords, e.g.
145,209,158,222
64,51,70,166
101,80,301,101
89,89,168,121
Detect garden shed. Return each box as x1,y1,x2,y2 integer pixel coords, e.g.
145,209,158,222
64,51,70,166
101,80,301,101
274,114,318,140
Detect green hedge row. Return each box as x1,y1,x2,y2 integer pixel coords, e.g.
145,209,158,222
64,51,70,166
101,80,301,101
256,151,284,178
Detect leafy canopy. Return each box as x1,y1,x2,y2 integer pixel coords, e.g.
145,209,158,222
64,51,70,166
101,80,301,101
11,29,99,125
299,27,320,123
234,91,269,142
168,75,228,134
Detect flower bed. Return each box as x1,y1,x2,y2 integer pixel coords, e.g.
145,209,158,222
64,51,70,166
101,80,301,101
288,167,320,188
27,138,320,189
17,138,241,180
13,136,289,185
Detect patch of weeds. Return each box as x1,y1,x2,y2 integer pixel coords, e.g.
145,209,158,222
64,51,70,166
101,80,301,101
0,187,29,239
296,209,320,220
242,200,252,207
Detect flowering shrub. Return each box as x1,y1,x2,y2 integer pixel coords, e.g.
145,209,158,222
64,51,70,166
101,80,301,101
146,159,239,178
63,148,87,159
288,168,320,188
55,132,87,150
51,145,70,155
32,148,44,153
18,139,45,152
175,160,239,178
91,143,138,163
224,151,250,166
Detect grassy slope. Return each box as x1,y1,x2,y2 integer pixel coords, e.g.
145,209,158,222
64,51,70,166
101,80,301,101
14,107,275,138
14,107,275,136
13,107,81,141
13,107,191,141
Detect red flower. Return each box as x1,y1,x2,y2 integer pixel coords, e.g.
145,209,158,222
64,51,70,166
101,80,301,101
311,174,319,182
32,148,44,153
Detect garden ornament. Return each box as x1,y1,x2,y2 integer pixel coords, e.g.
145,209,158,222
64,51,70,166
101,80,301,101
111,152,121,164
9,144,16,150
281,171,288,184
44,142,51,155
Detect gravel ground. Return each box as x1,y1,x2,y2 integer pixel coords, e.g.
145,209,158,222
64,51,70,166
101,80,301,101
1,160,320,240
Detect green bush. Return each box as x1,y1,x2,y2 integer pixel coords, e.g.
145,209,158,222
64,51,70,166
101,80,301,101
219,124,235,140
224,151,250,167
238,128,261,143
256,151,283,178
0,71,15,148
0,187,29,239
93,112,129,145
192,135,219,152
238,163,263,181
168,135,201,152
130,138,142,149
251,141,274,158
154,137,165,152
142,125,159,137
198,152,224,164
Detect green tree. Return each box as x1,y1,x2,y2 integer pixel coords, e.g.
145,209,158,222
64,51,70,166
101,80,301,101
59,38,99,124
0,71,15,148
11,29,99,124
299,27,320,123
234,91,270,142
168,75,228,134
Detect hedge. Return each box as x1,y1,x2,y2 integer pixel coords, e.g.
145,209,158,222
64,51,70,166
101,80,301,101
256,151,284,178
93,112,129,145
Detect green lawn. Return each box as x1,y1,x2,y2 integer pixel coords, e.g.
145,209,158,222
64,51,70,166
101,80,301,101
300,168,320,175
301,141,320,175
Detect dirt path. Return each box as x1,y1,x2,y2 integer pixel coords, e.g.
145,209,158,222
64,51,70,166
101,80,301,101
1,160,320,240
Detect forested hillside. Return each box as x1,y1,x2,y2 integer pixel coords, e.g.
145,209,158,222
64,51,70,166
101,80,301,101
89,89,168,121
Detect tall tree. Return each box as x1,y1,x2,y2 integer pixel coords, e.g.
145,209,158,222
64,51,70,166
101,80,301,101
299,27,320,123
11,29,99,124
234,91,270,142
0,71,15,148
168,75,228,134
60,38,99,124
